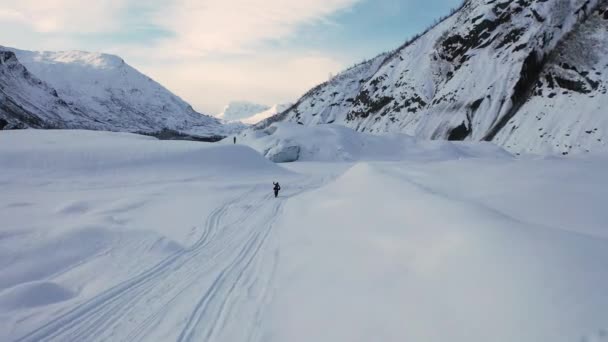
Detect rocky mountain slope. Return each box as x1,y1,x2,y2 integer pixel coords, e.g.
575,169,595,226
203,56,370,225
0,47,228,138
262,0,608,155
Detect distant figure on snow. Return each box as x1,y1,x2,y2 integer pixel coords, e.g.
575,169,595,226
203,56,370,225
233,136,236,144
273,182,281,198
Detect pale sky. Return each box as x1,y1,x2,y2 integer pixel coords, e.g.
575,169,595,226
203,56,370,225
1,0,462,114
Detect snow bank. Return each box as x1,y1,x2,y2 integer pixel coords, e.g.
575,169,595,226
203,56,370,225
268,159,608,342
235,122,511,162
0,129,287,179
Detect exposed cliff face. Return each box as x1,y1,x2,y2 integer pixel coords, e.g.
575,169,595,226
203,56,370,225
0,47,231,138
493,2,608,154
265,0,608,155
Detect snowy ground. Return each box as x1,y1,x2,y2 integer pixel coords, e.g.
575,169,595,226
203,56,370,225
1,129,607,342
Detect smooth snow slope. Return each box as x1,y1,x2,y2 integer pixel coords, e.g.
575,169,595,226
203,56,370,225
267,159,608,342
1,129,607,342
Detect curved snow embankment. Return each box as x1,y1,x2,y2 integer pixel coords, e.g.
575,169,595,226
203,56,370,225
269,160,608,342
235,122,512,163
0,129,288,178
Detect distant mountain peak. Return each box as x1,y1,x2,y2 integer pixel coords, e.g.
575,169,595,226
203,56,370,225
0,46,236,138
217,101,271,121
217,101,292,125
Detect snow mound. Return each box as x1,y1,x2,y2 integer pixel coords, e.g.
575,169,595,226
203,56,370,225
0,129,288,178
270,159,608,342
237,122,511,162
0,281,75,311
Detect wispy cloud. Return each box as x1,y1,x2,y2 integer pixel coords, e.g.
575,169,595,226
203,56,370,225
0,0,361,113
140,51,344,114
2,0,360,55
153,0,361,57
0,0,127,33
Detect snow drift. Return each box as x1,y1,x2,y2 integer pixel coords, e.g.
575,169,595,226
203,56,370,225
0,129,284,179
236,122,511,162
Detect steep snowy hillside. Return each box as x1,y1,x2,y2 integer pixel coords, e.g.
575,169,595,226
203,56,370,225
493,4,608,154
0,46,229,138
265,0,608,155
218,101,292,125
0,50,92,130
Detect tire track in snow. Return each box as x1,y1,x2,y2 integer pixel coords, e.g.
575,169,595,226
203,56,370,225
15,176,327,342
14,186,265,342
176,198,282,342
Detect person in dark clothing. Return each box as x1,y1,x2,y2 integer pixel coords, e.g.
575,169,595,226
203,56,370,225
233,136,236,144
273,182,281,198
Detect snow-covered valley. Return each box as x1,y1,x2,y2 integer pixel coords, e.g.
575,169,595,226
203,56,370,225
0,47,237,139
1,128,607,342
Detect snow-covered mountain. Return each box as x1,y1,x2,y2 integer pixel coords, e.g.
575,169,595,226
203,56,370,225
263,0,608,155
240,103,292,125
0,46,229,138
217,101,271,121
217,101,292,125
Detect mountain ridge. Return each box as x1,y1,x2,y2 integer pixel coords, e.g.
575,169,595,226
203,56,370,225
0,46,231,138
259,0,608,155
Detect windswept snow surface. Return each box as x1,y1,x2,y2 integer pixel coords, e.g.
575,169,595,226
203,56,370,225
1,128,608,342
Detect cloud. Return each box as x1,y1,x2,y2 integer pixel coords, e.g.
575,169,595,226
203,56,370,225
0,0,128,33
2,0,360,54
139,51,345,114
0,0,361,114
152,0,361,57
